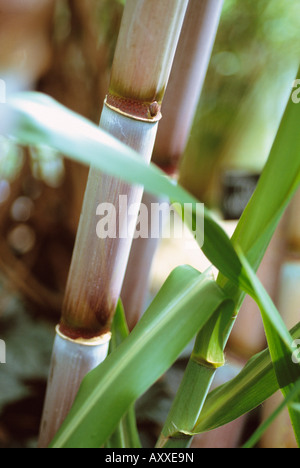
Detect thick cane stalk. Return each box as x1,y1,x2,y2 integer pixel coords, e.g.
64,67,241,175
38,0,189,447
121,0,224,329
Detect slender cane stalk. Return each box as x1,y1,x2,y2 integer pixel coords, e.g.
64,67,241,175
120,192,166,330
121,0,224,329
38,0,189,447
153,0,224,174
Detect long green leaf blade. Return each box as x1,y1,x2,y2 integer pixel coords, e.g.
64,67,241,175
3,92,243,283
231,81,300,272
219,67,300,295
194,322,300,435
156,71,300,448
49,266,228,448
106,301,141,449
3,74,300,449
242,379,300,449
239,252,300,384
239,252,300,445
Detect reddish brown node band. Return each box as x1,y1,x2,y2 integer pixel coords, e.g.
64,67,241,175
152,159,179,177
106,93,162,122
58,321,112,341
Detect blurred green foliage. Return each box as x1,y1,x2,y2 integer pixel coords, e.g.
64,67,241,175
179,0,300,205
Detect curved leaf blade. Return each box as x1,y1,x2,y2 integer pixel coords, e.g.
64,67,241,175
3,92,243,283
194,322,300,435
242,379,300,449
106,301,141,449
49,266,228,448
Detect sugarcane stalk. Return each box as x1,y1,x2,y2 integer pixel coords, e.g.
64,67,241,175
38,0,189,448
121,0,224,330
38,330,111,448
120,192,166,330
153,0,224,175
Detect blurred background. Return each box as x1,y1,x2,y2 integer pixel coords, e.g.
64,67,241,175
0,0,299,448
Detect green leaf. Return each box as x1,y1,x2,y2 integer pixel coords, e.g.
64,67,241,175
4,92,242,283
194,322,300,435
242,379,300,449
4,92,195,202
3,73,300,287
109,300,131,351
106,301,142,449
49,266,228,448
3,76,300,448
157,73,300,446
239,252,300,385
232,91,300,270
238,252,300,445
156,298,236,447
219,68,300,295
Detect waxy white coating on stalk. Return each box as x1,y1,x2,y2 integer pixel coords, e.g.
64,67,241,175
38,104,159,448
38,331,110,448
61,105,159,337
38,0,190,446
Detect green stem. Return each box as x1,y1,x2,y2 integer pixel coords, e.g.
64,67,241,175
156,360,216,448
156,300,234,447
